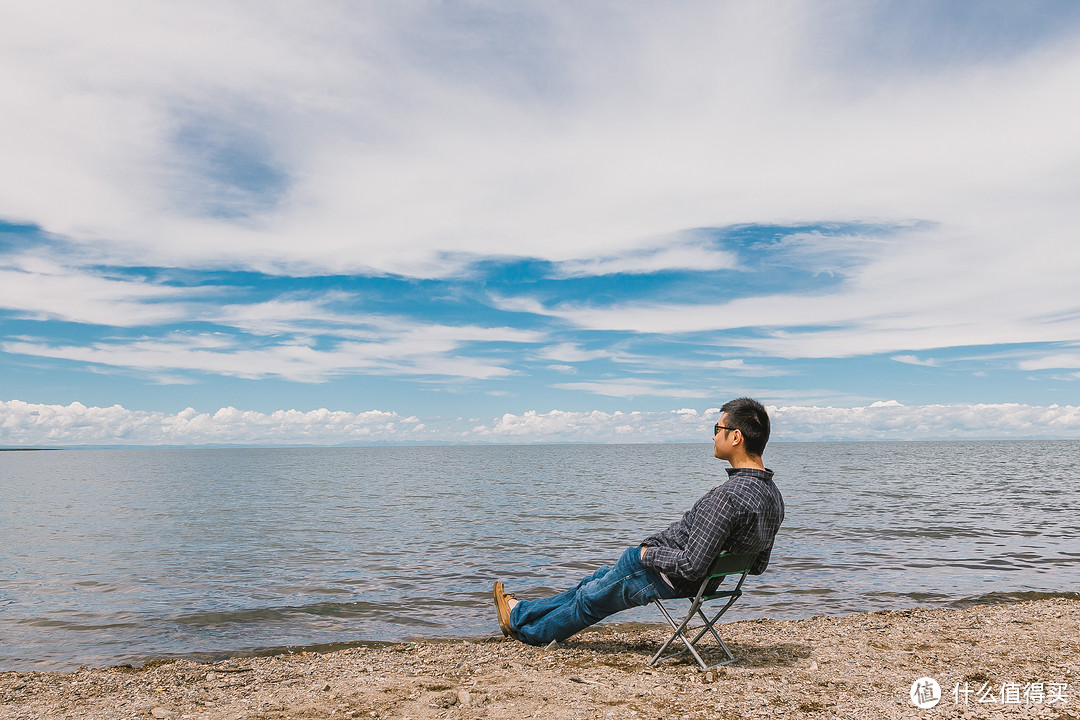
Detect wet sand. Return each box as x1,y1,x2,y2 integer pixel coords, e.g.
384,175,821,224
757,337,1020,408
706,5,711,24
2,597,1077,719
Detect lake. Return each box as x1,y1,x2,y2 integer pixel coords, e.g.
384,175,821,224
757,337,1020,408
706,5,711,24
1,441,1077,670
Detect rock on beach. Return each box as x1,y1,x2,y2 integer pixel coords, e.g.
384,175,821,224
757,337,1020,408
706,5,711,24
1,597,1077,720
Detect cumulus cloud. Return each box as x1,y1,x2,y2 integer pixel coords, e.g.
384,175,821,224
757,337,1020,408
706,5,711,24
772,401,1080,441
4,399,1078,447
469,402,1080,442
0,400,424,446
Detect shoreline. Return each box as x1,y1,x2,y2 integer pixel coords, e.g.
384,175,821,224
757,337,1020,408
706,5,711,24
3,597,1077,719
6,590,1079,676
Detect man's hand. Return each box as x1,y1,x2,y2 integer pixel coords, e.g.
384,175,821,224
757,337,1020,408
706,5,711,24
640,545,648,560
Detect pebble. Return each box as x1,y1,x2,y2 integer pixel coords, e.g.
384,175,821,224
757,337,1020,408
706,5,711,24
150,708,176,719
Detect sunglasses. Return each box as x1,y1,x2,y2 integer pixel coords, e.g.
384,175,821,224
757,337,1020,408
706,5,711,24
713,423,737,436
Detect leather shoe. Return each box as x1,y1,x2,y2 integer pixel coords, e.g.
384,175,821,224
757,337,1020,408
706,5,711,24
492,581,518,639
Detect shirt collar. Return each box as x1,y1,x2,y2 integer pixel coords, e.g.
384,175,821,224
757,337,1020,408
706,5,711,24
726,467,774,481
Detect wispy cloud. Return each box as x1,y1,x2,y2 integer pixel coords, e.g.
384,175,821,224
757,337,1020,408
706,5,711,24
535,343,613,363
513,222,1080,360
552,239,737,278
1018,352,1080,371
0,255,201,326
3,319,544,383
892,354,938,367
551,379,712,399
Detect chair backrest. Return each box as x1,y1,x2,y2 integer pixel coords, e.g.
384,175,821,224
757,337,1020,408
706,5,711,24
707,552,758,579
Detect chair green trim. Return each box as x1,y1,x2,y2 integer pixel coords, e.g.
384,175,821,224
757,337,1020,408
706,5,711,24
648,552,758,671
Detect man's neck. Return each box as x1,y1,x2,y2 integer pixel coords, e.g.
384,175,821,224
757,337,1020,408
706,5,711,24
728,455,766,471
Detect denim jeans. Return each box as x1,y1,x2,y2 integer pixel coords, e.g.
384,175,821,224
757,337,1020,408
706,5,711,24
509,546,682,645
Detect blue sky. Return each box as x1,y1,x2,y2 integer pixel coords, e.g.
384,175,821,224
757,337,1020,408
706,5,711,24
2,2,1080,445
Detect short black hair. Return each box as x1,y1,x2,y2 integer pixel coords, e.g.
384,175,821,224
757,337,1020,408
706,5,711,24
720,397,770,457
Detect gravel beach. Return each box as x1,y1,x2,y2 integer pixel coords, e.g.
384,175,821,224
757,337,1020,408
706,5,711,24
2,597,1077,720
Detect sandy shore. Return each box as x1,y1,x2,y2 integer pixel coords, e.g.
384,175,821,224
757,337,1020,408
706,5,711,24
2,598,1077,720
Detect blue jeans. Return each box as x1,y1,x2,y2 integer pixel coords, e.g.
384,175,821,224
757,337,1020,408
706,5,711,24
509,546,682,645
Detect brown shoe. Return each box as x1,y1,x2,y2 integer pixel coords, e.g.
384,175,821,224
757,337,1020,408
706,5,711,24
493,581,518,639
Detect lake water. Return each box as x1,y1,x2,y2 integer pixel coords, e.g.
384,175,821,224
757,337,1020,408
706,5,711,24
1,441,1077,671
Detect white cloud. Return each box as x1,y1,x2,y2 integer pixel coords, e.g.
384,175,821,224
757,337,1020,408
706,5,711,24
468,402,1080,442
2,1,1080,418
891,354,938,367
668,357,791,377
207,296,362,336
2,318,544,382
551,379,712,399
3,399,1078,446
0,399,424,445
0,249,548,382
471,409,693,441
546,364,576,374
0,255,201,326
1019,353,1080,371
518,222,1080,359
553,240,737,278
771,401,1080,441
1,2,1078,283
535,343,611,363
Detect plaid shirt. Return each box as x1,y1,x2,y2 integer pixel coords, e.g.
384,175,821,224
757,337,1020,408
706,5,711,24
640,467,784,595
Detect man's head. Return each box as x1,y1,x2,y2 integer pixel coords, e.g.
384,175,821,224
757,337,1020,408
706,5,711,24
715,397,770,459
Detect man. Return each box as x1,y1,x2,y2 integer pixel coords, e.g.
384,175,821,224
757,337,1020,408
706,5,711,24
493,397,784,645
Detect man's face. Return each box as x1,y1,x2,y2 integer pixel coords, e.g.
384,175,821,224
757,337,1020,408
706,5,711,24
713,413,737,460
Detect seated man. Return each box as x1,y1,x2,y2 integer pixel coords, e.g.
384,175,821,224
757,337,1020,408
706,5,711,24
493,397,784,645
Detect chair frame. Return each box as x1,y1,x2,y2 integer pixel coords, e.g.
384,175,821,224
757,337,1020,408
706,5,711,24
648,552,758,671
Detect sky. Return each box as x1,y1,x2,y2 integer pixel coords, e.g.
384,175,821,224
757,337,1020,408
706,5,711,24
2,1,1080,445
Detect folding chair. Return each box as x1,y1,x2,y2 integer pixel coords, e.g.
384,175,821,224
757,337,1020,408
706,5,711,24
648,552,758,671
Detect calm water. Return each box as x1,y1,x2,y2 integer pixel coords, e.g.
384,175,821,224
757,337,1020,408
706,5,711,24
1,441,1077,671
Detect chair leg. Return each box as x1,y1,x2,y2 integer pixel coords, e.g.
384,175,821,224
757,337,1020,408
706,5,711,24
688,594,740,647
648,598,681,664
649,597,711,670
652,594,741,670
686,595,741,666
693,606,735,665
649,598,712,671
